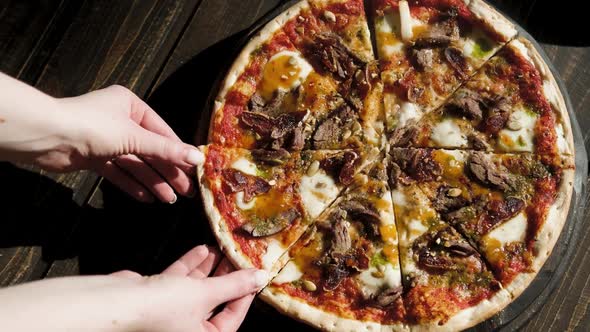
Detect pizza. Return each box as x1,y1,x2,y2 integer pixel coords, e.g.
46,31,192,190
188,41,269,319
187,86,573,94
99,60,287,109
196,0,576,330
389,38,574,157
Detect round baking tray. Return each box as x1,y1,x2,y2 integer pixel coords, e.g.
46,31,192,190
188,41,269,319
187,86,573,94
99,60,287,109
195,1,589,330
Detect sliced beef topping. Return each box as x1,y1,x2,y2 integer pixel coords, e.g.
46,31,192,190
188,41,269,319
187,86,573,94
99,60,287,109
481,197,525,233
468,152,516,192
319,247,370,291
251,149,290,166
444,241,477,257
480,97,511,135
414,12,460,49
391,148,442,182
446,90,484,120
417,251,457,272
431,185,470,214
444,47,469,79
330,210,352,254
319,150,359,185
240,111,274,137
248,92,266,113
322,262,350,291
290,123,305,151
411,48,434,71
468,133,491,151
340,199,381,225
372,286,403,308
414,227,480,273
241,110,307,150
222,169,270,202
270,111,307,140
240,208,301,237
338,151,359,185
407,86,425,103
388,161,403,189
340,198,381,238
303,33,363,81
443,202,481,228
389,125,418,147
369,163,388,182
312,104,358,149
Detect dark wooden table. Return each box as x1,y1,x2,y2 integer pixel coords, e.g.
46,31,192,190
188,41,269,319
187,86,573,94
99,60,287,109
1,1,588,330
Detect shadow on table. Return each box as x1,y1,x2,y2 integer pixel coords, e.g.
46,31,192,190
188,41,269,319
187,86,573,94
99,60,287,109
488,0,590,46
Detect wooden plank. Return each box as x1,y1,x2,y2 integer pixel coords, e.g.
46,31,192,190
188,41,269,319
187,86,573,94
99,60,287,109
2,0,203,285
0,0,63,77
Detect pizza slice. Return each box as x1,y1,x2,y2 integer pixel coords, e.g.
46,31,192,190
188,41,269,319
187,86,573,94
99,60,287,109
209,6,378,152
389,147,574,298
389,161,511,328
390,38,575,157
371,0,516,132
280,0,387,150
196,144,376,273
261,161,407,331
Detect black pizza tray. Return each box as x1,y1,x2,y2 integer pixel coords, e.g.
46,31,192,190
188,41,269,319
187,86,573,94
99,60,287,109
192,1,589,330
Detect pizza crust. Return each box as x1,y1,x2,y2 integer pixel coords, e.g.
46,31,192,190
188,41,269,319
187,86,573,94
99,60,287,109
260,287,410,332
466,0,517,42
411,289,512,332
196,147,258,270
207,0,310,143
508,38,575,157
504,168,575,299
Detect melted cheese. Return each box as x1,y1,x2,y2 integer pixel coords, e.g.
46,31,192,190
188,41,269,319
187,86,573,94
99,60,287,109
498,109,538,152
231,157,257,176
556,123,569,154
399,1,413,42
260,50,312,100
262,239,285,270
391,190,407,207
272,261,302,285
406,219,428,243
397,101,421,127
431,119,467,147
356,264,402,298
483,212,527,246
235,191,255,210
299,170,339,218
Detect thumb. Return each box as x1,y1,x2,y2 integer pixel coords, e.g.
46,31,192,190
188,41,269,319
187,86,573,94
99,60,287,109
128,125,204,166
203,269,268,306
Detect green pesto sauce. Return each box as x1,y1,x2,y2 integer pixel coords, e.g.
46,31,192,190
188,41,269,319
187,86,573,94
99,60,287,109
472,37,493,59
371,251,389,267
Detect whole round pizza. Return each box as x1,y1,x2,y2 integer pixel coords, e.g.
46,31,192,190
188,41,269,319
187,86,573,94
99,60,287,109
195,0,576,330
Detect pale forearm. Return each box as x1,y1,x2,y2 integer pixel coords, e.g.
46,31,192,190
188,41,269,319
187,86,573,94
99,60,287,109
0,276,144,332
0,72,76,164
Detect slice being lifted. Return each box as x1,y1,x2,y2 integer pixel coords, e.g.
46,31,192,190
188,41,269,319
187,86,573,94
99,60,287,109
390,38,574,156
197,144,373,273
389,147,574,298
262,161,407,331
372,0,516,132
389,157,510,329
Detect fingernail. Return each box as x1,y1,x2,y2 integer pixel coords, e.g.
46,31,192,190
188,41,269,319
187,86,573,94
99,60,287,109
186,149,204,166
168,193,177,204
254,270,269,288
